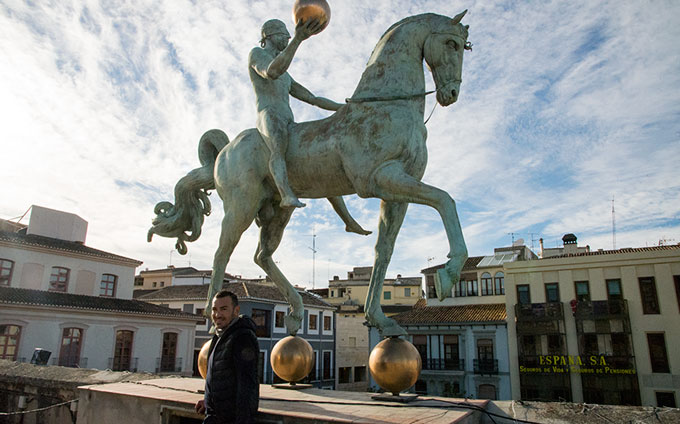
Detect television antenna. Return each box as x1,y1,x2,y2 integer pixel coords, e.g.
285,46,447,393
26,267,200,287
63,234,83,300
308,226,318,289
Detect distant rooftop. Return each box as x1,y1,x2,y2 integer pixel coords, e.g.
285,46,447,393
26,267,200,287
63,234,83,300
0,230,142,266
539,244,680,259
392,303,507,325
0,286,198,320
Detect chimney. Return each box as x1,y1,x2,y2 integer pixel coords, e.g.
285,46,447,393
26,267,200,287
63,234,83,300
539,238,544,258
562,233,578,255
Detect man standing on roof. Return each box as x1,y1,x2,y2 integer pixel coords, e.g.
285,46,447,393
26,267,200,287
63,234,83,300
195,290,259,424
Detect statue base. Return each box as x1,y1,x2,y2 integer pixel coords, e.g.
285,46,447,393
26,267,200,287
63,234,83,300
371,393,419,403
271,382,313,390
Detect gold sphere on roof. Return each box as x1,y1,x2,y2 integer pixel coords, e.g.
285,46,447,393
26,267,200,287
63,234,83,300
369,337,422,395
293,0,331,31
271,335,314,382
197,339,212,379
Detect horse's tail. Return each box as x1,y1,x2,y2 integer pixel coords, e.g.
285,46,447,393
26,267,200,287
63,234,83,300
147,129,229,254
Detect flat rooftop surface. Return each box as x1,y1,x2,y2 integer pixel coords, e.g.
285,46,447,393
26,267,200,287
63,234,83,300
80,377,489,423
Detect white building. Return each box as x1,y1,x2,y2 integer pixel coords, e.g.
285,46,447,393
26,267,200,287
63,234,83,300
0,206,199,374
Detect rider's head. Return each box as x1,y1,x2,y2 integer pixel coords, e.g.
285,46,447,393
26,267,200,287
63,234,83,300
260,19,291,50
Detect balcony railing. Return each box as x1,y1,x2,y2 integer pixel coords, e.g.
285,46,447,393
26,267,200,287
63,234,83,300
515,302,564,321
52,357,88,368
422,358,465,371
156,357,183,373
473,359,498,375
108,357,139,372
575,300,628,319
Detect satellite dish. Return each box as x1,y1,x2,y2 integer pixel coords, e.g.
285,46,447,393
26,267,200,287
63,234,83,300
513,238,525,247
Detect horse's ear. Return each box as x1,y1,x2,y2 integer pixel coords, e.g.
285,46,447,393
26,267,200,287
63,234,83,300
452,9,467,24
464,25,469,30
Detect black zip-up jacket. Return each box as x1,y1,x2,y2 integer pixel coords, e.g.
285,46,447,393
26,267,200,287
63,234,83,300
203,315,259,424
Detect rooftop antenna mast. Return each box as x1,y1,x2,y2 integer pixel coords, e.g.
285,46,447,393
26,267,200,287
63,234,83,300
308,226,318,289
611,196,616,250
507,232,517,245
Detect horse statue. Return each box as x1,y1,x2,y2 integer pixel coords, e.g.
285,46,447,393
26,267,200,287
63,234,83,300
149,11,471,337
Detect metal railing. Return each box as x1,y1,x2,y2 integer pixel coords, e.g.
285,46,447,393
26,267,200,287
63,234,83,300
52,357,88,368
108,357,139,372
422,358,465,371
515,302,564,320
575,300,628,319
473,359,498,375
156,357,183,373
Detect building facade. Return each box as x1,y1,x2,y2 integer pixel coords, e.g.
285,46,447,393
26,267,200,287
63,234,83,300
0,206,199,374
505,243,680,407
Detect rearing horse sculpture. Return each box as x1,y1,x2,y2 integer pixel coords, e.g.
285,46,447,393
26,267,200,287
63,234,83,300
149,11,470,337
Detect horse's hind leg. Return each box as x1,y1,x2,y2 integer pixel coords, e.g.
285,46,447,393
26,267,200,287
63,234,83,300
253,203,302,335
206,190,262,321
372,162,468,301
365,200,409,337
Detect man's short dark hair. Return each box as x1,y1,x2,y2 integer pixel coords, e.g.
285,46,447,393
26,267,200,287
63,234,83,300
215,289,238,306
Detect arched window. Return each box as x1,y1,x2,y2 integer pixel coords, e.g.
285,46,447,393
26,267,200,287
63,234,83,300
100,274,117,297
0,259,15,286
481,273,493,296
59,327,83,367
49,267,70,292
494,272,505,295
0,325,22,360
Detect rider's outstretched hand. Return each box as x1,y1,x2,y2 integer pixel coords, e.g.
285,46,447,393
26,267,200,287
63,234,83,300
295,18,323,41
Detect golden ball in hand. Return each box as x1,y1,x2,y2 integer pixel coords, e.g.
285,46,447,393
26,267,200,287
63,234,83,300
293,0,331,31
369,337,422,395
271,335,314,383
197,339,212,379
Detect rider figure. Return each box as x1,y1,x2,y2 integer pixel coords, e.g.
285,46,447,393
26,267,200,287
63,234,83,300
249,18,342,208
250,18,371,235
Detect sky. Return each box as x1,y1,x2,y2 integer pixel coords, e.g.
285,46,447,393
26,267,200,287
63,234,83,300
2,0,679,289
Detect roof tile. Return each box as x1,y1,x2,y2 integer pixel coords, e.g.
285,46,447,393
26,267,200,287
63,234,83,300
392,303,506,324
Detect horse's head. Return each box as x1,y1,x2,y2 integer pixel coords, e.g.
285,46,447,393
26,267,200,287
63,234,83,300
424,10,471,106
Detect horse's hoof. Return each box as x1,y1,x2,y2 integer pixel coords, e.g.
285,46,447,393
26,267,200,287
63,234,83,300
284,313,302,336
281,197,306,208
435,267,454,301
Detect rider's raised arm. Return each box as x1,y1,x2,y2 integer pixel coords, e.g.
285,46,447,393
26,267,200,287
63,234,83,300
290,80,344,111
257,19,322,80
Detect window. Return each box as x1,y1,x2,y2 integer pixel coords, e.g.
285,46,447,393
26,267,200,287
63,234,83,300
575,281,590,302
545,283,560,303
606,279,623,300
323,351,332,380
59,328,82,367
413,335,427,364
113,330,134,371
384,291,391,300
0,325,21,360
404,287,411,297
467,279,478,296
481,273,493,296
521,335,538,356
611,333,630,357
582,334,599,355
674,276,680,313
444,335,459,369
517,285,530,305
323,315,331,331
426,275,436,299
548,334,563,354
494,272,505,295
0,259,14,286
275,311,285,328
647,333,670,373
100,274,117,297
252,309,271,337
339,367,351,383
639,277,660,314
354,366,366,382
477,339,494,361
308,313,318,331
160,332,178,372
160,281,165,287
656,392,677,408
49,267,70,292
455,280,466,297
152,282,157,288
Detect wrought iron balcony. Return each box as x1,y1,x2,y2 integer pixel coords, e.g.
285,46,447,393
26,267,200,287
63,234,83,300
156,357,183,373
473,359,498,375
515,302,564,321
108,357,139,372
52,357,88,368
422,358,465,371
575,300,628,319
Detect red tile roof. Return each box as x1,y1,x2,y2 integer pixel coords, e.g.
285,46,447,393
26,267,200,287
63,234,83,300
392,303,506,325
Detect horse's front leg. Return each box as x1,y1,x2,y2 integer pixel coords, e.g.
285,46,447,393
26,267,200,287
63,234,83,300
372,162,468,301
253,202,303,335
365,200,409,337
